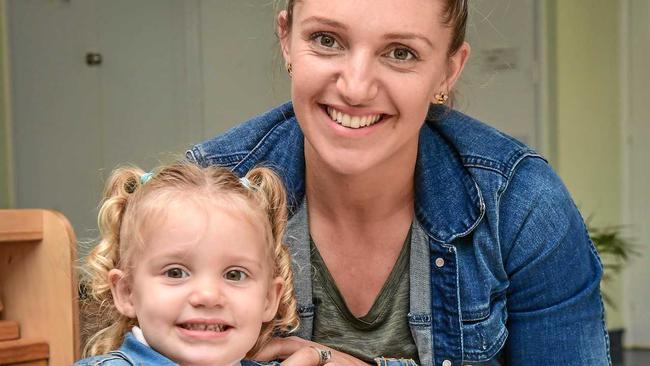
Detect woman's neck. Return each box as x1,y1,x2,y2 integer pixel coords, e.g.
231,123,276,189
304,145,417,226
304,140,417,316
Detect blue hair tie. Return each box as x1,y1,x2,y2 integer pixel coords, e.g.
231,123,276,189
140,172,154,185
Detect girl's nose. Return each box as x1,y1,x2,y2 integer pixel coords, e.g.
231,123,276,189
336,51,378,106
188,280,223,308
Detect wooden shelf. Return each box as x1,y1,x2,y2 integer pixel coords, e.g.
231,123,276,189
0,339,48,365
0,210,43,243
6,361,47,366
0,322,19,342
0,209,80,365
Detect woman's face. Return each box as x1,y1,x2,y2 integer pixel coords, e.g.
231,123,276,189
279,0,469,176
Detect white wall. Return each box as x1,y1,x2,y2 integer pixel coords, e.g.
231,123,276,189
458,0,542,152
554,1,626,331
200,0,290,138
8,0,104,246
0,0,14,208
7,1,288,255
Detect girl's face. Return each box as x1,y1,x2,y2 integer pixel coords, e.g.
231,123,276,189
109,197,282,366
279,0,469,175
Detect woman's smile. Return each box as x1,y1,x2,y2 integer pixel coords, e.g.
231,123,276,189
325,105,385,129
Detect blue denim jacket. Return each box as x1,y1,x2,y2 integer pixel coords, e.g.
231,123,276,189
187,102,610,366
73,332,278,366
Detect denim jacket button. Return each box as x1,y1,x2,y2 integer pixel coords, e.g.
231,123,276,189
442,360,452,366
435,258,445,267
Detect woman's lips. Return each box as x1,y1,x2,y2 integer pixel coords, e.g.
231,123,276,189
324,105,385,129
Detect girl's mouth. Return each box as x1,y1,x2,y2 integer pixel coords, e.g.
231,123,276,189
324,105,385,129
178,322,231,332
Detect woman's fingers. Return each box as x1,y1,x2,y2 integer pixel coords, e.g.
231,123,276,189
254,336,308,360
256,337,369,366
281,346,324,366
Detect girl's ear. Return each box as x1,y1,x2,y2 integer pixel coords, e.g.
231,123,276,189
277,10,291,64
262,276,284,322
108,269,136,318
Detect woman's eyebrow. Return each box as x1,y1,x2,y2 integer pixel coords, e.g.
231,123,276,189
384,32,434,48
299,16,433,49
301,16,348,31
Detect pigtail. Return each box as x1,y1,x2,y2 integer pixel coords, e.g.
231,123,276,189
245,167,288,245
245,167,299,356
81,167,145,357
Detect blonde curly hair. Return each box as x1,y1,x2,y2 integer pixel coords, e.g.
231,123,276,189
81,161,298,357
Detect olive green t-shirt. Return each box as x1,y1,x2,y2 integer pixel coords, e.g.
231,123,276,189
310,229,419,364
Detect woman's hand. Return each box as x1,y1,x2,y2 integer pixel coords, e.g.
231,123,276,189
255,336,371,366
280,346,331,366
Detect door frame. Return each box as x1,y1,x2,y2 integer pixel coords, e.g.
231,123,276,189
537,0,555,166
620,0,650,349
0,0,15,208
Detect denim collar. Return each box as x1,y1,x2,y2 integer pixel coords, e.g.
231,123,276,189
414,114,485,243
114,333,270,366
114,332,178,365
225,102,484,244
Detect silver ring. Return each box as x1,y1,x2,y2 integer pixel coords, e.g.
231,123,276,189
310,346,332,366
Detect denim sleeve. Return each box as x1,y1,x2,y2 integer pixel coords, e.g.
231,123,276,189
498,157,610,365
72,355,131,366
374,357,418,366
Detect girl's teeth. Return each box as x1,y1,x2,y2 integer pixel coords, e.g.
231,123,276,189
183,323,224,332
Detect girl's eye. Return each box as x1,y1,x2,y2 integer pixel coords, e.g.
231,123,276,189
387,47,416,61
165,268,189,279
224,270,248,281
312,33,340,49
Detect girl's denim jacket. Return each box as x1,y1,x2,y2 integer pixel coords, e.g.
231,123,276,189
187,102,610,366
73,333,277,366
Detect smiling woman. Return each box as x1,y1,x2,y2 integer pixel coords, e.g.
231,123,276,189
186,0,611,365
277,0,469,178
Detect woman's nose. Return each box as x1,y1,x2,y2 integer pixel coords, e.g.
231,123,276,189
336,51,378,105
188,280,223,308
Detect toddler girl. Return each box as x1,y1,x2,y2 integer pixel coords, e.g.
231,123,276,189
75,162,319,366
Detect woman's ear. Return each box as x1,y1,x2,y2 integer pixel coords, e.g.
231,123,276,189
108,269,136,318
262,276,284,322
277,10,291,64
438,41,471,98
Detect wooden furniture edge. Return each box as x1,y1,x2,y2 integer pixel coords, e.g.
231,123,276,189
0,210,43,243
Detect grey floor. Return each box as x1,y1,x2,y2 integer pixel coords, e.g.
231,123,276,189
620,349,650,366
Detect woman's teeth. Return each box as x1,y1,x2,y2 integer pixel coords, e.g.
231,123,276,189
326,107,382,129
181,323,226,332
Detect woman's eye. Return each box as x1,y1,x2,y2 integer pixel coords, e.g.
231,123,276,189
224,270,247,281
387,47,416,61
312,33,340,49
165,268,188,279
